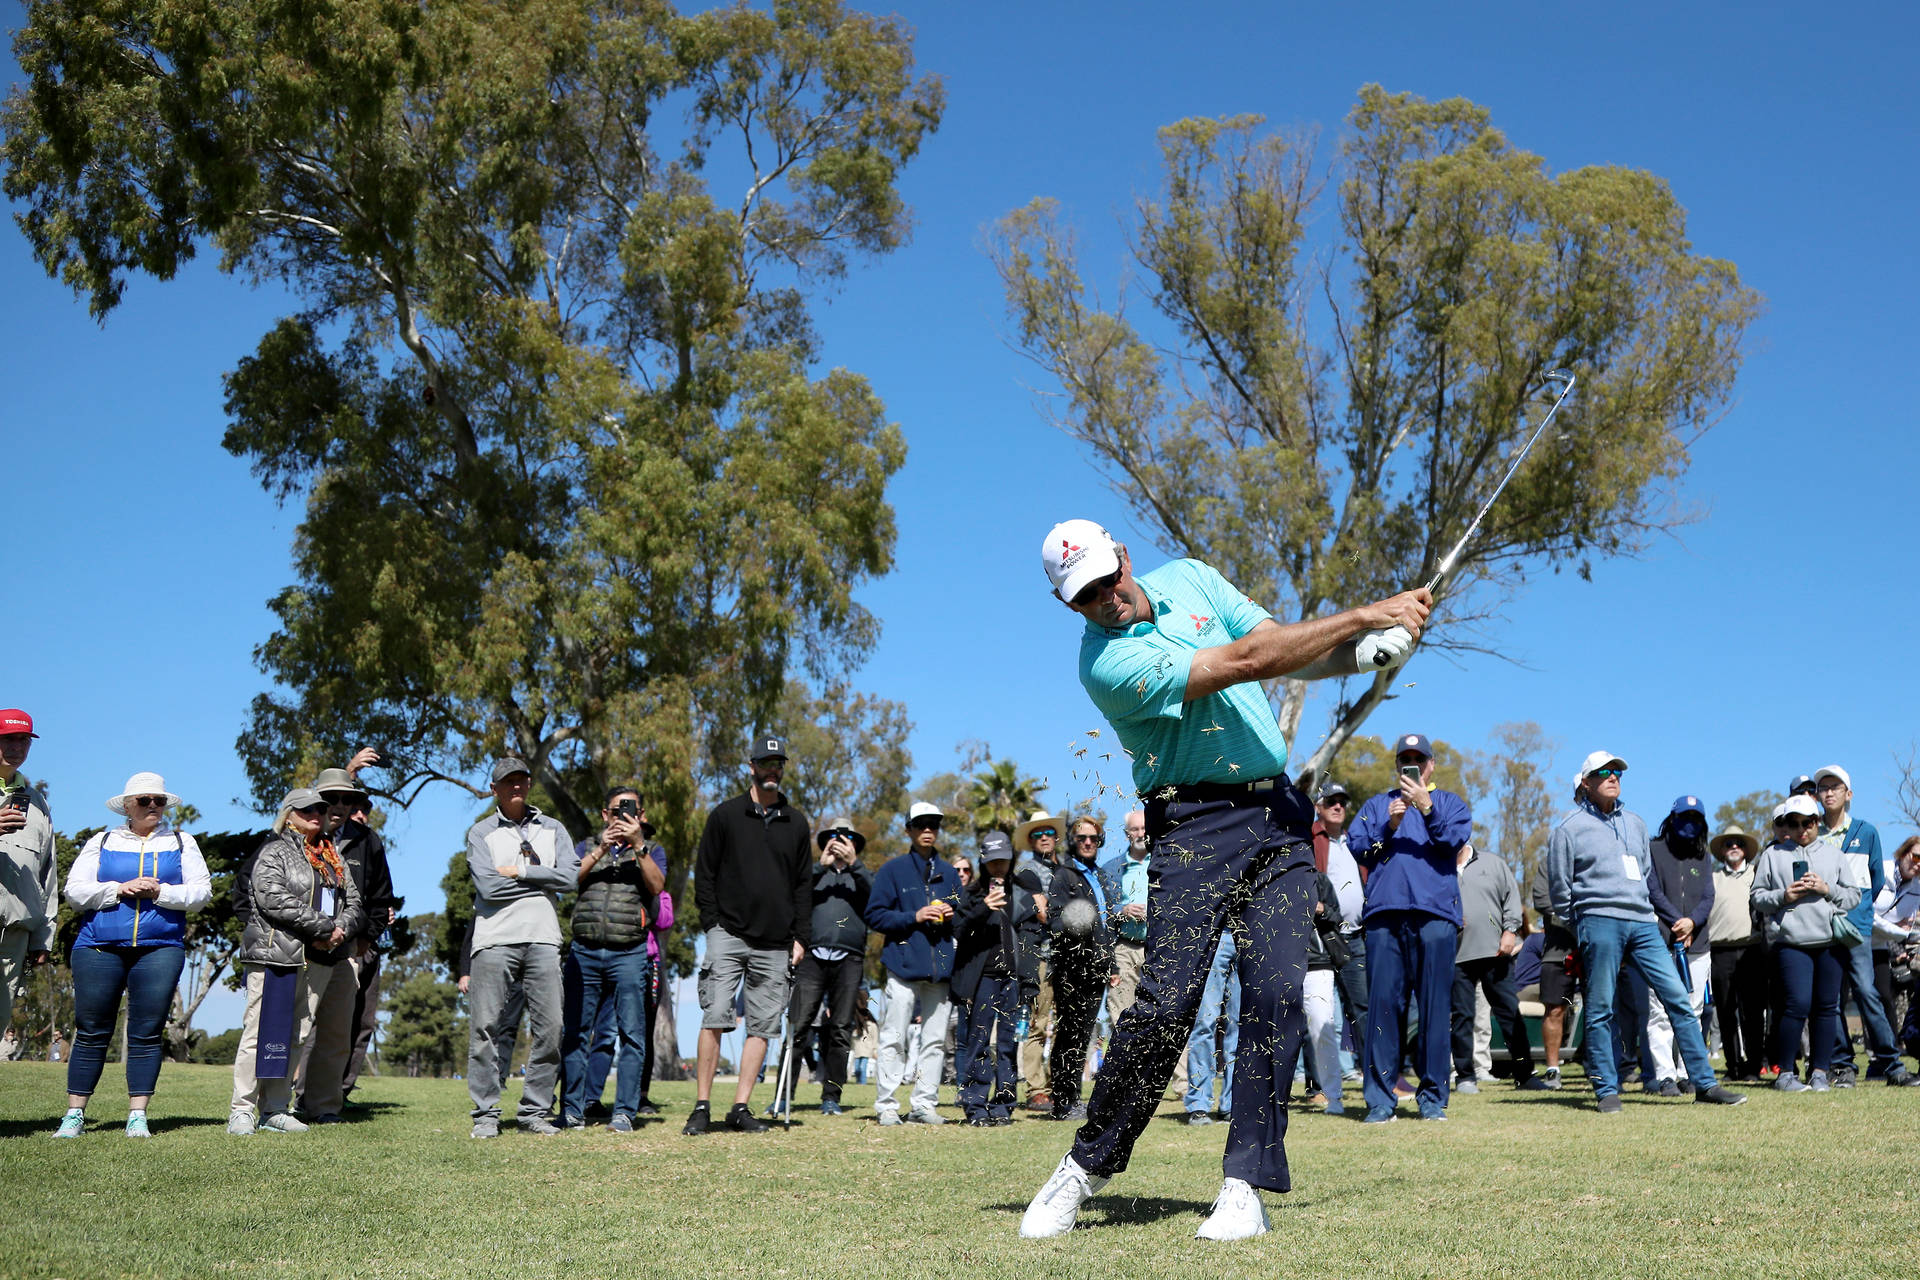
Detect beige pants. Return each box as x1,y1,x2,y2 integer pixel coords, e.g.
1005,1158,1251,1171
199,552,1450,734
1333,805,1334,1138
294,953,365,1117
231,965,326,1117
1020,961,1053,1096
0,925,30,1039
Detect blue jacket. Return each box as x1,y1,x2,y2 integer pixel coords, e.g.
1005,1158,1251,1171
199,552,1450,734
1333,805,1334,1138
1825,817,1884,937
71,828,209,949
1348,789,1472,926
864,851,963,982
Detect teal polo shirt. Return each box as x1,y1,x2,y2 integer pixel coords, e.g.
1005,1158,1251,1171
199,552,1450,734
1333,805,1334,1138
1077,558,1290,795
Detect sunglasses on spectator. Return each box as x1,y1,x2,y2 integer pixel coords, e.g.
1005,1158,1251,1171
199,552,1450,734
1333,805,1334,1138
1586,768,1623,780
1781,817,1818,831
1320,798,1348,807
294,803,330,816
1070,569,1122,608
520,840,543,865
1073,834,1102,844
1030,828,1057,840
907,819,942,832
132,796,169,808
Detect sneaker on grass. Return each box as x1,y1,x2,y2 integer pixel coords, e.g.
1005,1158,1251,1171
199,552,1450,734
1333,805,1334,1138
125,1112,151,1138
1540,1066,1563,1090
609,1114,634,1133
1020,1155,1108,1238
1195,1178,1269,1242
906,1108,947,1125
1596,1095,1623,1114
55,1109,86,1139
228,1110,257,1137
260,1112,308,1134
683,1102,712,1135
1694,1084,1747,1105
521,1116,561,1135
725,1103,769,1133
1775,1073,1811,1093
470,1117,500,1139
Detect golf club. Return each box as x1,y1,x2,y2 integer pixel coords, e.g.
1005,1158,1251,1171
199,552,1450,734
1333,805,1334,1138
778,965,797,1130
1360,369,1577,666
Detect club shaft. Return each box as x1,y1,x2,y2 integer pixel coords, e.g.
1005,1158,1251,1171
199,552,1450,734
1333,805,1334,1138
1423,372,1576,594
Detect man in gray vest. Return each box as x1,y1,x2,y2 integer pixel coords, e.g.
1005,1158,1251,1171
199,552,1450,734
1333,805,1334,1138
465,756,579,1138
561,785,665,1131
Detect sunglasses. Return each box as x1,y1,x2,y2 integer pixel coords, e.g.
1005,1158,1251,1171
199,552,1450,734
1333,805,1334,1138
1320,797,1348,807
1070,569,1121,608
1586,769,1624,780
1073,833,1102,844
131,796,169,808
908,820,942,832
1030,828,1057,840
1781,817,1818,831
293,803,330,816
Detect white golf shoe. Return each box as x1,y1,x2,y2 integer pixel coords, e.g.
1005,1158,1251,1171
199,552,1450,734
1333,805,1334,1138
1019,1154,1109,1238
1196,1177,1270,1241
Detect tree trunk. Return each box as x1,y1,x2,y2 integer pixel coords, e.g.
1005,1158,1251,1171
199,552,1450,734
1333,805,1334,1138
651,974,684,1081
1295,665,1403,792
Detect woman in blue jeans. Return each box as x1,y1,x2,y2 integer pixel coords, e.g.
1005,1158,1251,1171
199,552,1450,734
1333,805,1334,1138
1751,795,1861,1092
55,773,210,1137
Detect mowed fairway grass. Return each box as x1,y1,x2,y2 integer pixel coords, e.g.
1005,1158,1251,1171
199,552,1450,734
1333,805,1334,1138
0,1060,1906,1279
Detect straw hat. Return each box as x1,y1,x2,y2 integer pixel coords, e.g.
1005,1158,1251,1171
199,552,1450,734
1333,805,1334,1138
1709,824,1758,860
1014,810,1063,849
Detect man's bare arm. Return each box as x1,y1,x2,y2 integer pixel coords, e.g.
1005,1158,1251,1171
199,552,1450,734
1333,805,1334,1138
1183,590,1431,702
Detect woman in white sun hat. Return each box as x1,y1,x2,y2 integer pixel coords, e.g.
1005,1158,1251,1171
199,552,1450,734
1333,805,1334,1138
55,773,211,1138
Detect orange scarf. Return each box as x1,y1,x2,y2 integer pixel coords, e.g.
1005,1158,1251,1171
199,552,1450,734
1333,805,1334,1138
304,835,346,887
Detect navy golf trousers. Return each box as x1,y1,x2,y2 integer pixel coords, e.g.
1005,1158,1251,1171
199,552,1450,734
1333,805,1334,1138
1070,781,1314,1192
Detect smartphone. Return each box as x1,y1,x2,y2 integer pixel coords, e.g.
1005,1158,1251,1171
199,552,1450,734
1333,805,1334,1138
2,791,26,812
1792,859,1809,881
1398,764,1422,781
615,798,639,820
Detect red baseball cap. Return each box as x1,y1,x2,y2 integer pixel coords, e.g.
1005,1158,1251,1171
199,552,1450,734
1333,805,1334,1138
0,709,39,738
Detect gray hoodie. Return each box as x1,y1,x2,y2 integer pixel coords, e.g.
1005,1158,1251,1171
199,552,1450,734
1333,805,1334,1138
1750,838,1862,949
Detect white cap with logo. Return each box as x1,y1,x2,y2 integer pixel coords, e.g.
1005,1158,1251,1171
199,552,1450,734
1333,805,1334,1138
1772,794,1821,823
1042,519,1120,601
1812,764,1851,790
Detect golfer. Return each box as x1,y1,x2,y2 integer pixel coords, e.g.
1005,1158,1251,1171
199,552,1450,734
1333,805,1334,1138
1020,519,1430,1242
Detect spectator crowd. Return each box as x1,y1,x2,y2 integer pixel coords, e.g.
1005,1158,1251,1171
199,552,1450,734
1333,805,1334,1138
5,704,1919,1141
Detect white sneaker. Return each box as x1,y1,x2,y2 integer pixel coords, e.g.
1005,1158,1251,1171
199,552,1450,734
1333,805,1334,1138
260,1112,309,1134
1196,1177,1271,1241
1020,1154,1109,1238
226,1109,257,1136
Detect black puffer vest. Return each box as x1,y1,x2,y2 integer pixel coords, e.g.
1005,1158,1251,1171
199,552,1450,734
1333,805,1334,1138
570,840,657,949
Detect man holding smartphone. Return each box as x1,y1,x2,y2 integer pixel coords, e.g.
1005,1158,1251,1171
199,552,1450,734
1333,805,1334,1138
1547,750,1747,1114
0,710,55,1043
770,816,872,1116
1347,733,1471,1123
865,801,962,1125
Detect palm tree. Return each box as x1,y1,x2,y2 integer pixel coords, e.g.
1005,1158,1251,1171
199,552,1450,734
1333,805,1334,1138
965,757,1045,836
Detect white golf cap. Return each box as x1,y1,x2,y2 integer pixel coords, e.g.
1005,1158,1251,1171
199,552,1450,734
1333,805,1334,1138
1577,749,1628,777
1042,519,1120,601
907,801,944,825
1812,764,1851,790
1772,794,1821,823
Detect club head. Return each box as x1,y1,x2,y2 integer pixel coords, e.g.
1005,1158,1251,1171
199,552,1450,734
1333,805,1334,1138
1544,368,1575,390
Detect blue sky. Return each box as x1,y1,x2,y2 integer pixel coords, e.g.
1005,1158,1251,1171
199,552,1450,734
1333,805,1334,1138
6,2,1917,1043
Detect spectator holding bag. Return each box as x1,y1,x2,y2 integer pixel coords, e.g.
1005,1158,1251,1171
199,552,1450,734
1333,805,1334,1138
229,788,363,1135
54,773,210,1138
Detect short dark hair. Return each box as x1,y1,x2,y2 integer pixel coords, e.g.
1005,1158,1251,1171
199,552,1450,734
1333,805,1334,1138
602,785,642,810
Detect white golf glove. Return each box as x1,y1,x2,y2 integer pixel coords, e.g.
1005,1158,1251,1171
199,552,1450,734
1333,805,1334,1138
1355,625,1414,670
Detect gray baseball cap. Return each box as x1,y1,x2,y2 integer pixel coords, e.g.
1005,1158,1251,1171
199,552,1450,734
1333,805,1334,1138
977,831,1015,865
491,756,532,783
282,787,327,812
1316,780,1352,803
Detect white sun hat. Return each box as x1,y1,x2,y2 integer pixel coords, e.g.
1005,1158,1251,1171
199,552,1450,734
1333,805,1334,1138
107,772,181,816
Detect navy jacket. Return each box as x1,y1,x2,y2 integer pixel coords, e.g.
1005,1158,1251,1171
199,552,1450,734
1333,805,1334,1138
1646,834,1715,956
1045,856,1124,975
1349,788,1472,926
864,851,963,983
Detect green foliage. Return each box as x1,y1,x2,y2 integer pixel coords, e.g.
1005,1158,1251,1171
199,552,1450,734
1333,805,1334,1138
962,755,1046,838
189,1027,242,1065
3,0,943,938
381,971,467,1078
1472,722,1560,899
1715,790,1779,845
989,88,1761,778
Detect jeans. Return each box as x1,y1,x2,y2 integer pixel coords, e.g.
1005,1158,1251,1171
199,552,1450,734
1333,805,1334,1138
561,944,650,1120
1777,944,1846,1078
68,944,186,1098
1363,911,1458,1114
468,942,564,1121
958,972,1020,1118
581,987,618,1106
1451,953,1534,1083
1576,915,1719,1100
1831,939,1899,1074
1184,933,1242,1114
876,974,951,1116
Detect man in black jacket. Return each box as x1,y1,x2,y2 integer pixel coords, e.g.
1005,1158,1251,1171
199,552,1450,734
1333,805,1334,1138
688,736,812,1135
295,765,397,1122
561,785,665,1131
1643,795,1716,1093
1044,816,1124,1121
770,815,871,1117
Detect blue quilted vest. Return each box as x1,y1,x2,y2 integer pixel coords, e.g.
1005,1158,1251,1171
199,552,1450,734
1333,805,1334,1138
75,831,189,949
